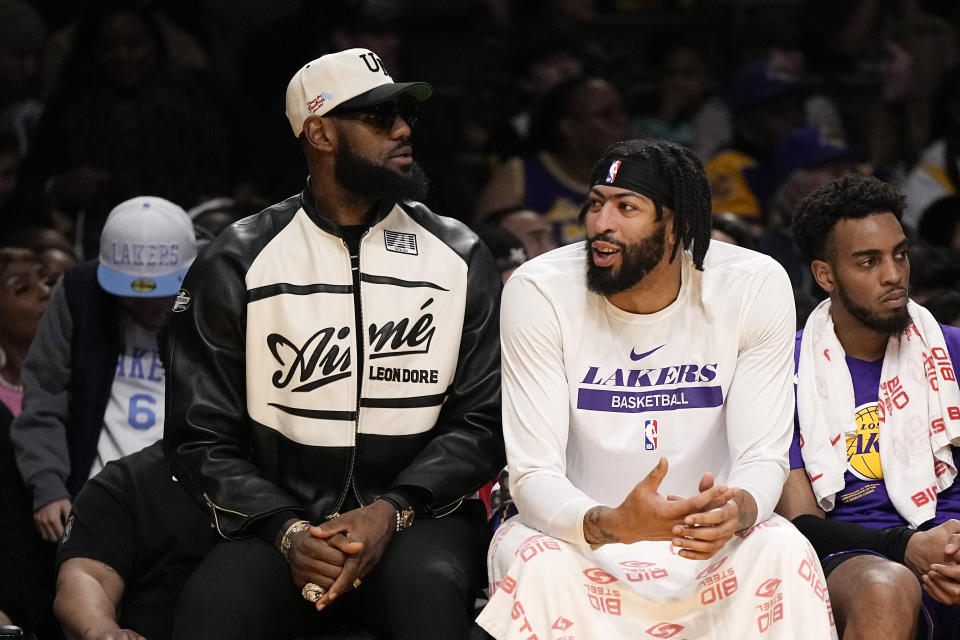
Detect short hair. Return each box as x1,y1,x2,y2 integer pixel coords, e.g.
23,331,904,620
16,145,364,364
792,174,906,262
528,75,594,153
485,205,542,226
917,195,960,249
0,246,40,278
580,139,712,270
926,289,960,325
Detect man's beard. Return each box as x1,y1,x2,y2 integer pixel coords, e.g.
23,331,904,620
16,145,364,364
335,137,429,203
837,283,913,335
585,224,666,296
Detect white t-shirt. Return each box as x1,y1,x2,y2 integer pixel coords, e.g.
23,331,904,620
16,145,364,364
900,139,957,230
501,241,796,544
90,313,165,477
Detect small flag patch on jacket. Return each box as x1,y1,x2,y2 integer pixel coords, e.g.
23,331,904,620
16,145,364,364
384,230,418,255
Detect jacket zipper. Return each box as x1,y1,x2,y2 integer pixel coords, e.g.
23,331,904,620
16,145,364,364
333,228,371,512
203,492,248,539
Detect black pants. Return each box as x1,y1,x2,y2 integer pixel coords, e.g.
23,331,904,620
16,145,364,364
172,501,487,640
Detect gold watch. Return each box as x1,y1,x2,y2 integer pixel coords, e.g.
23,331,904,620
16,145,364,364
397,504,415,531
378,496,415,531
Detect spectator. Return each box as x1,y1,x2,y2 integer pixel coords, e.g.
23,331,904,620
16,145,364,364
780,174,960,638
0,124,21,234
800,0,956,178
706,59,804,224
476,225,528,284
901,67,960,230
0,0,45,154
0,247,55,638
917,195,960,251
633,43,730,162
475,75,628,245
761,126,861,291
11,196,197,544
186,196,261,252
21,2,228,243
53,441,217,640
927,291,960,327
484,32,587,159
37,247,75,286
485,206,558,260
711,212,758,251
5,226,78,285
908,242,960,309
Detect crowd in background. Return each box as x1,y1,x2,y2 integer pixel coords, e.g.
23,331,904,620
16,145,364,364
1,0,960,638
0,0,956,319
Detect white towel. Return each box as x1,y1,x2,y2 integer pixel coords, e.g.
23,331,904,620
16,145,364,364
796,299,960,527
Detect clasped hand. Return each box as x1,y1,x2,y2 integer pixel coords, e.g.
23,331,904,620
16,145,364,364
905,518,960,605
287,500,396,611
591,457,747,560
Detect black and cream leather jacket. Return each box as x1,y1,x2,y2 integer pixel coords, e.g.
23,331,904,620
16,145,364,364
163,188,504,538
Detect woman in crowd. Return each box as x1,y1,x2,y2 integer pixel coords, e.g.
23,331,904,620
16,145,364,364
0,247,55,638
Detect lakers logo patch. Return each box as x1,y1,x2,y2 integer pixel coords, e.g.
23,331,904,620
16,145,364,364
847,403,882,481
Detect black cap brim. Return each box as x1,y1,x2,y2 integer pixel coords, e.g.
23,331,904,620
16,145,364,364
335,81,433,110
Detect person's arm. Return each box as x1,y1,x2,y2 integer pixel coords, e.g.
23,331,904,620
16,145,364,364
54,558,143,640
499,274,601,544
777,465,921,565
723,263,797,527
163,228,303,540
10,280,75,539
53,460,141,640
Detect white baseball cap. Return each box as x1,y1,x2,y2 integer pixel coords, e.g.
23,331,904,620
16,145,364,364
285,47,432,137
97,196,198,297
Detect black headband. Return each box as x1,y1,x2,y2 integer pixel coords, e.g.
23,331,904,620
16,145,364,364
593,157,674,209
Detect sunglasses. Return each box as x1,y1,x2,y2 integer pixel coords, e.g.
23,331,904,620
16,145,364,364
332,99,420,130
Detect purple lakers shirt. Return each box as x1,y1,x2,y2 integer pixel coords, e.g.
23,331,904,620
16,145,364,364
790,324,960,529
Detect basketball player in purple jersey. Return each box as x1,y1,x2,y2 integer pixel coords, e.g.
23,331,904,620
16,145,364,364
778,175,960,639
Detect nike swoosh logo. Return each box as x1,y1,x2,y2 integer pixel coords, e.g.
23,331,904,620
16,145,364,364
830,434,842,446
630,344,665,361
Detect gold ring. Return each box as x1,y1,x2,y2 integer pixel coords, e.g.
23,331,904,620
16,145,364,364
353,577,362,589
302,582,325,603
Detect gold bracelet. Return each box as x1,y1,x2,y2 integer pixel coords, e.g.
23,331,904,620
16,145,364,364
279,520,312,562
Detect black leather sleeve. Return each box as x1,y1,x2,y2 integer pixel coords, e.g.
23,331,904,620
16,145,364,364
163,212,304,538
388,211,506,514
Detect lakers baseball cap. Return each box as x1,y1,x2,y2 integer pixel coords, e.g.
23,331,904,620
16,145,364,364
97,196,198,297
285,47,432,137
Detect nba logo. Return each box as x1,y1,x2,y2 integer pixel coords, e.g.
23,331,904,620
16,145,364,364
644,419,658,450
605,160,621,184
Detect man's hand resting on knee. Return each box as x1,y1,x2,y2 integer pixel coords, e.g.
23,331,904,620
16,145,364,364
582,457,738,556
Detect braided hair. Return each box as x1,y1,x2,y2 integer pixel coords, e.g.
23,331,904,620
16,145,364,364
580,139,713,270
